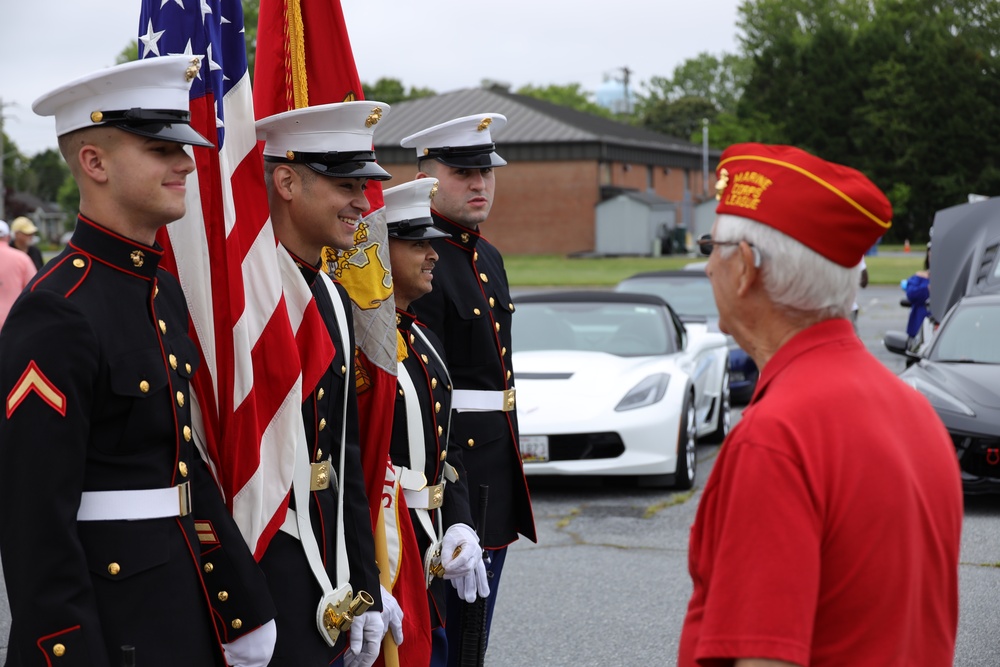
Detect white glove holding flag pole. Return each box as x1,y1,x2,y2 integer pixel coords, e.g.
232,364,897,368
441,523,490,603
343,610,384,667
380,584,405,645
221,619,276,667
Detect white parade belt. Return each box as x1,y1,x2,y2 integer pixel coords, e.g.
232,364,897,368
451,388,515,413
77,482,192,521
277,457,334,539
396,466,458,511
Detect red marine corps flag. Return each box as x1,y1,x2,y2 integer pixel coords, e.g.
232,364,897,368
138,0,334,559
254,1,432,665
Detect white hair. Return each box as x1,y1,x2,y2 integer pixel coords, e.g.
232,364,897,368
714,214,861,319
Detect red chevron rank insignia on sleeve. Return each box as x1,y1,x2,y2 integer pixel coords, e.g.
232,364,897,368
6,361,66,418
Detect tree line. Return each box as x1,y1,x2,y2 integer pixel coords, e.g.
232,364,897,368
5,0,998,242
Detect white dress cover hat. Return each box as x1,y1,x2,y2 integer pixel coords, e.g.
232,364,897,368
256,101,393,181
384,179,449,240
33,55,212,148
400,113,507,169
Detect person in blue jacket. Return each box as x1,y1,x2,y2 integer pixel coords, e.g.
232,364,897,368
901,243,931,349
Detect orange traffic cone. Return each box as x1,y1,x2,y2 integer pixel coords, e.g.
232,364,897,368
904,239,911,253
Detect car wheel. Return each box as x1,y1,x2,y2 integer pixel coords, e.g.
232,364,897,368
703,369,731,444
674,392,697,490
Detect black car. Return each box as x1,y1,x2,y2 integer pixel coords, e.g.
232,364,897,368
883,198,1000,493
616,269,759,404
884,294,1000,493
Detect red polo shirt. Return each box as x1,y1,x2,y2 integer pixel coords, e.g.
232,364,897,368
679,318,962,667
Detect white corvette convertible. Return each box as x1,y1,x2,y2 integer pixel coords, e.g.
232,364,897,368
511,291,731,488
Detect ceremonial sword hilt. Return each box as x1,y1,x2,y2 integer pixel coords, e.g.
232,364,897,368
323,590,374,638
428,544,464,579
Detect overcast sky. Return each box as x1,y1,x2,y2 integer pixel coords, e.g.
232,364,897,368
1,0,742,157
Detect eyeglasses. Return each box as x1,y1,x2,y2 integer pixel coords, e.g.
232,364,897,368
698,234,762,268
699,234,746,256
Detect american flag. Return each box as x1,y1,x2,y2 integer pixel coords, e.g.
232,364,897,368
138,0,334,559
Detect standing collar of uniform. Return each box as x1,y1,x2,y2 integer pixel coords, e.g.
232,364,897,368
749,318,859,405
395,307,417,332
67,215,163,281
431,211,481,251
286,248,322,286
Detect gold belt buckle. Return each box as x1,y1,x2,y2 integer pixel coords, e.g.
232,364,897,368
501,388,516,412
177,481,192,517
426,484,444,510
310,460,331,491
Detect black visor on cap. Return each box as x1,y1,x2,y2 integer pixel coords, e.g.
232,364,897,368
266,150,392,181
304,160,392,181
100,108,213,148
419,143,507,169
116,121,213,148
387,217,451,240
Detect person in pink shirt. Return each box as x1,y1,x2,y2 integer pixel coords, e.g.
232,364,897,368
0,220,37,329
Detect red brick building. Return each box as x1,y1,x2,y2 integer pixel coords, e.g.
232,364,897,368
373,87,720,255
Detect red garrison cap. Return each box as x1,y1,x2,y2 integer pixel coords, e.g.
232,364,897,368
714,143,892,267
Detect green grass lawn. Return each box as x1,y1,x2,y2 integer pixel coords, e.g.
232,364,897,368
43,242,921,286
506,251,923,287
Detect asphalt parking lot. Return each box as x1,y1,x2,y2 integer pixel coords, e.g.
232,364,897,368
487,285,1000,666
1,285,997,665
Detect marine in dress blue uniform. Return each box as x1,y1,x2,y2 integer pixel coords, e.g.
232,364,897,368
402,115,536,663
384,179,490,665
0,57,275,667
256,103,393,667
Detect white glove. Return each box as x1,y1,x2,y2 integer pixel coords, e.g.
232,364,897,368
451,557,490,603
221,619,276,667
440,523,481,579
344,609,384,667
380,584,404,645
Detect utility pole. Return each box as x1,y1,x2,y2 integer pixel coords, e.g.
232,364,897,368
601,66,634,116
0,97,6,221
702,118,710,198
620,66,632,115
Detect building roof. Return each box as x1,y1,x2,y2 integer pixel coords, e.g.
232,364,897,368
374,87,720,169
5,191,62,216
599,189,675,209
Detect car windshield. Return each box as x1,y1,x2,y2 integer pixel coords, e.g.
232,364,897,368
513,301,675,356
616,277,718,318
930,302,1000,363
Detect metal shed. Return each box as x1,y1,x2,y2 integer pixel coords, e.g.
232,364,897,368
595,190,677,255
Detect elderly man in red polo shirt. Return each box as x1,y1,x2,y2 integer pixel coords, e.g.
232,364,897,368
679,144,963,667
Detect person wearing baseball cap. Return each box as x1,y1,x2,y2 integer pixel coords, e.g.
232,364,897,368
0,219,37,329
401,115,536,666
679,144,962,667
9,216,43,270
0,56,278,667
256,101,395,667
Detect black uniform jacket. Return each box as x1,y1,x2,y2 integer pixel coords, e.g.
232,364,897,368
0,216,274,667
390,309,473,626
410,213,536,548
258,253,382,665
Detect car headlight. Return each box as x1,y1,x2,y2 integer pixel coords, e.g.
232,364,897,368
615,373,670,412
905,377,975,417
